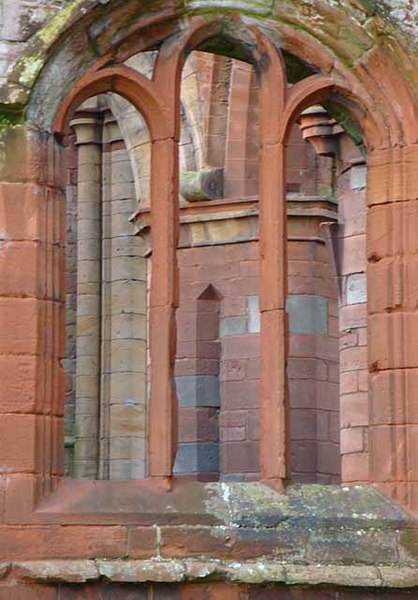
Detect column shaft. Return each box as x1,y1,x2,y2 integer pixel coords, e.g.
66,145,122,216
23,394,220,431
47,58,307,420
148,138,180,478
101,114,147,479
72,115,102,479
259,141,288,482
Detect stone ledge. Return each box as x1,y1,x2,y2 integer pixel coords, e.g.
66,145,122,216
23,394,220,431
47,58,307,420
2,560,418,588
36,482,409,528
6,482,412,572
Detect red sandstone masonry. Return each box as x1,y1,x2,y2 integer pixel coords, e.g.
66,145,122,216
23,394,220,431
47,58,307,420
0,355,38,413
0,11,418,591
0,526,128,560
0,183,48,240
176,228,339,480
178,408,219,443
0,297,39,355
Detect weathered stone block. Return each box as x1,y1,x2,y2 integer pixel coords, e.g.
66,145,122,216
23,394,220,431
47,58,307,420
350,163,367,190
109,339,146,373
109,436,146,460
109,404,146,437
307,527,399,565
109,280,146,314
220,317,246,337
75,375,99,398
247,295,260,333
286,295,328,335
346,273,367,305
176,376,220,408
174,442,220,473
108,371,147,404
109,459,146,480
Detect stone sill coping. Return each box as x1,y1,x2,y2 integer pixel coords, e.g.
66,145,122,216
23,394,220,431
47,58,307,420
35,482,410,528
2,560,418,589
132,194,338,232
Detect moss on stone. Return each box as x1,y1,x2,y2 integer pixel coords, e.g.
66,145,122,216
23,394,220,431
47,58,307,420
323,101,364,146
205,482,292,527
355,0,379,15
37,0,85,47
283,51,317,83
17,57,44,88
198,34,255,63
13,0,86,93
0,104,25,133
183,0,274,19
400,530,418,560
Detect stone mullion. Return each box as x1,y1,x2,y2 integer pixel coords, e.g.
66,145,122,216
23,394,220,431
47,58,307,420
257,39,288,485
148,138,180,479
258,141,288,483
148,46,182,480
71,115,102,480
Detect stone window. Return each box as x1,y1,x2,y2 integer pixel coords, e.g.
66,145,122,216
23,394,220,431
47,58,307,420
63,97,149,480
3,6,418,595
58,30,372,487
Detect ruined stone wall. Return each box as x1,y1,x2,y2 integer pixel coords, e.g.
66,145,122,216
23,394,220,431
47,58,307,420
58,45,343,483
2,1,418,597
1,581,418,599
337,138,369,484
0,1,64,92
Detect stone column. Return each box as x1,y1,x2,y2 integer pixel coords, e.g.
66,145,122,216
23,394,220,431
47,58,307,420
71,114,102,480
101,112,147,480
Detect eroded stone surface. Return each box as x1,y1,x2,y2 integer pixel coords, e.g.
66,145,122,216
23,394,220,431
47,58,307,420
12,560,99,583
5,559,418,588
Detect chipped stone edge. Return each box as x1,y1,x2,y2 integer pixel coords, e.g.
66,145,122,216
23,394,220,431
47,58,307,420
2,560,418,588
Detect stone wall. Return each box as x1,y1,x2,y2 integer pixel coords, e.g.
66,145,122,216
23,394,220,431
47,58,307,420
0,580,417,599
140,201,341,483
60,56,344,483
337,137,369,483
2,1,418,597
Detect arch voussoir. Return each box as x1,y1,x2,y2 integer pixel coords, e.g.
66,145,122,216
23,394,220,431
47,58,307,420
53,65,171,142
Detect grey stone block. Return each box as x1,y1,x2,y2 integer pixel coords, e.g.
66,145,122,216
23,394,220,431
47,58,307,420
180,168,224,201
173,442,220,473
350,163,367,190
220,473,245,482
220,316,247,337
346,273,367,305
287,295,328,335
175,375,220,407
247,295,260,333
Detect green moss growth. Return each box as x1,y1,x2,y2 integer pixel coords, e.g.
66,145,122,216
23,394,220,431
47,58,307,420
282,51,317,83
182,0,274,19
400,530,418,559
38,0,84,47
13,0,85,92
198,33,255,63
323,101,364,146
18,56,44,87
0,104,25,133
